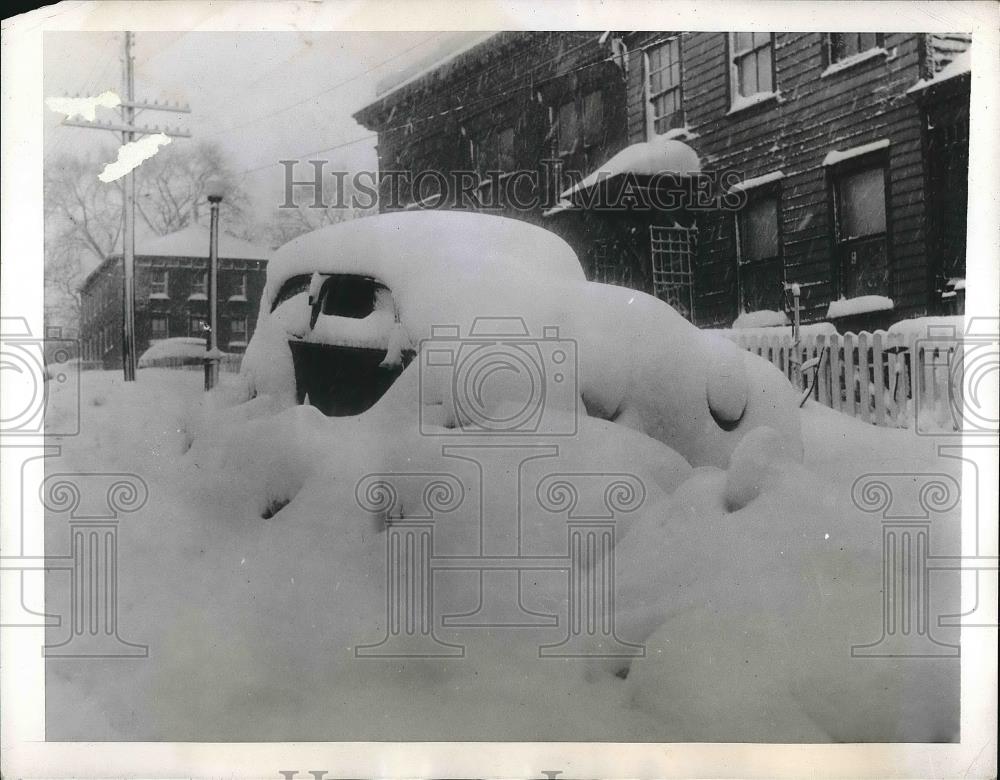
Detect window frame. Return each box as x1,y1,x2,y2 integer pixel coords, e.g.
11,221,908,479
826,32,885,65
189,271,208,299
229,271,248,301
149,268,170,299
644,36,684,138
728,32,777,106
734,181,785,314
555,88,606,157
149,315,169,341
826,148,893,299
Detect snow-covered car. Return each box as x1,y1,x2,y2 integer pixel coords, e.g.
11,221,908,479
242,210,802,468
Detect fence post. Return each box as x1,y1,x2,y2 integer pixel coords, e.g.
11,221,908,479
857,331,872,424
872,331,886,426
828,333,842,412
843,332,856,418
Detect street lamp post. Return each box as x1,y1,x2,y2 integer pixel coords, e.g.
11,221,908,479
204,179,224,391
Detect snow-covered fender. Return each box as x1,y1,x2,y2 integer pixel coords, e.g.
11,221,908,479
545,282,803,469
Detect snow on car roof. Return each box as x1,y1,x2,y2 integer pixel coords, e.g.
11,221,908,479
264,210,586,305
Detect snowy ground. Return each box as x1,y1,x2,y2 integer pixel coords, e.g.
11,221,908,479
43,367,960,742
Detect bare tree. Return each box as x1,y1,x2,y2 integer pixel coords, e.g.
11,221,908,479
135,141,254,239
43,141,256,333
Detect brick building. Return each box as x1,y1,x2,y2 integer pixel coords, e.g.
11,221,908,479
79,225,270,368
353,31,970,330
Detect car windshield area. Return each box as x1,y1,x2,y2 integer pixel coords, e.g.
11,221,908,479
317,274,383,319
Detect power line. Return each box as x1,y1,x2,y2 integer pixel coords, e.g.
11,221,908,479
200,32,446,139
234,47,619,178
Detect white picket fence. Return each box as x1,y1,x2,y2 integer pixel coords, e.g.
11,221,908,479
727,330,961,431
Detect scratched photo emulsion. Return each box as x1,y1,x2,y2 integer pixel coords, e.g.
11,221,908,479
36,30,976,742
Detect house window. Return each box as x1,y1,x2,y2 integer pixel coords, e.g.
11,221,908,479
828,33,884,63
738,197,780,263
730,32,775,100
229,316,247,347
149,269,169,298
190,271,208,299
645,37,683,136
832,163,890,299
556,90,605,155
229,272,247,301
188,314,206,338
150,316,169,340
736,193,785,313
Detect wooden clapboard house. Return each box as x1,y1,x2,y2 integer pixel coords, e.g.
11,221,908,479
353,32,971,331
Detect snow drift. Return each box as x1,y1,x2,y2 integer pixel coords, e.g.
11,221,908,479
242,211,803,468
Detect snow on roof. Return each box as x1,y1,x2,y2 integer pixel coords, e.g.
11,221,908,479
822,139,890,167
371,32,498,103
264,210,585,306
826,295,894,319
729,170,784,193
560,138,702,199
907,50,972,93
132,224,271,261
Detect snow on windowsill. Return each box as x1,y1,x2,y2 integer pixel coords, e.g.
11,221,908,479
820,47,889,78
187,293,208,301
228,295,248,303
726,90,782,117
822,138,890,167
729,170,785,193
826,295,894,318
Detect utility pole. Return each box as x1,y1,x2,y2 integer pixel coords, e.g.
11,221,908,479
122,30,137,381
60,31,191,382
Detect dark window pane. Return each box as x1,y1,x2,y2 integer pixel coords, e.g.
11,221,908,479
737,53,758,95
757,47,773,92
740,197,779,261
582,91,603,146
838,167,887,239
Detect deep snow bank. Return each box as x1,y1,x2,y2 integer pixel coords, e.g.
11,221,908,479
42,370,959,742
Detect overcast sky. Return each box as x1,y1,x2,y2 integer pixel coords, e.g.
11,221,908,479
43,30,486,222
